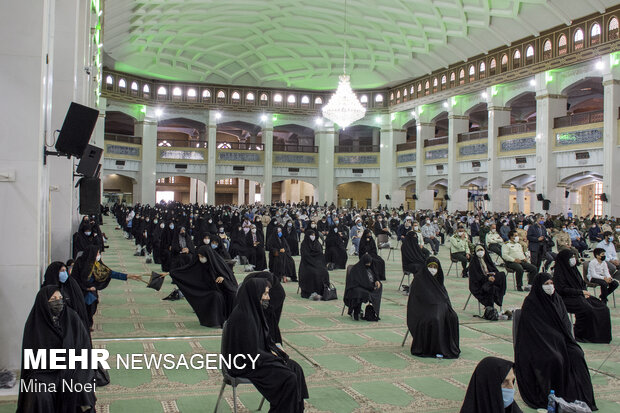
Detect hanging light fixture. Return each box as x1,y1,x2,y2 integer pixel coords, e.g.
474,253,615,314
322,0,366,129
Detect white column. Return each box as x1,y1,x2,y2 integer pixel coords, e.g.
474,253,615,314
263,119,273,205
487,104,512,212
134,112,157,205
196,179,206,205
603,57,620,216
535,72,566,214
0,0,53,370
447,114,469,211
237,178,245,205
416,122,435,209
516,188,526,213
206,111,217,205
371,183,380,207
379,117,407,208
317,124,337,204
248,180,256,204
568,190,578,213
189,178,197,203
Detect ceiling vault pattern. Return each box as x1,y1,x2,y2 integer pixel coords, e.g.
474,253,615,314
104,0,617,90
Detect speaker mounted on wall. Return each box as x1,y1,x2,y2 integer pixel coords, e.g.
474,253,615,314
536,194,544,201
483,194,490,200
542,199,551,211
55,102,99,158
78,177,101,215
444,194,450,200
385,195,391,200
600,193,608,202
76,144,103,177
412,194,418,200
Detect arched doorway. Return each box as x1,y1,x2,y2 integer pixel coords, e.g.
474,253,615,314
102,173,136,205
337,181,374,208
273,179,316,204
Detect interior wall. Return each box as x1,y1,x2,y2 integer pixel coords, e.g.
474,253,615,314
337,182,372,208
279,180,315,204
579,183,596,217
103,174,134,193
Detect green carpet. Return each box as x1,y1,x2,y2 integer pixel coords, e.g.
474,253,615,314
2,221,619,412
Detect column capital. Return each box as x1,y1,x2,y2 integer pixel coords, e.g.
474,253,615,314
602,78,620,87
381,128,406,133
448,115,469,120
488,106,512,112
135,119,158,126
417,122,435,127
535,94,567,100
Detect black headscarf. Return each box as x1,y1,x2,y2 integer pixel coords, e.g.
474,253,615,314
71,245,112,291
401,231,427,273
460,357,522,413
553,249,586,296
17,286,95,412
359,229,378,255
514,273,597,410
243,271,285,344
343,254,375,309
42,262,89,329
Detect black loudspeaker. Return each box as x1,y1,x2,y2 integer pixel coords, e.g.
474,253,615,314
601,193,608,202
444,194,450,200
542,199,551,211
467,191,473,199
76,145,103,177
385,195,391,200
483,194,490,200
55,102,99,158
536,194,544,201
412,194,418,200
79,177,101,215
434,190,438,198
565,190,570,199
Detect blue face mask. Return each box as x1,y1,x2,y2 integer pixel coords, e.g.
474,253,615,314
211,244,218,249
277,232,283,238
502,388,514,408
59,271,69,283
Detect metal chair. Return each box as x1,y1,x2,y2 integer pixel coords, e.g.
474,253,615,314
582,261,616,308
377,233,395,261
341,265,354,316
401,329,409,347
214,322,266,413
446,249,460,277
398,271,412,291
463,292,481,315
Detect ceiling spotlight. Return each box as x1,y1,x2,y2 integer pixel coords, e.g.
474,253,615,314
410,111,416,116
443,102,449,108
596,60,604,70
260,114,268,122
529,79,536,87
375,116,382,123
315,117,323,125
215,112,222,119
155,108,163,117
481,92,488,99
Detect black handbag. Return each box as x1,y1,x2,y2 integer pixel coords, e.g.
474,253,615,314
322,283,337,301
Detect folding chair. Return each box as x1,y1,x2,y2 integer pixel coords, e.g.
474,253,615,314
214,322,266,413
463,292,481,315
377,234,395,261
398,271,412,291
446,249,460,277
401,329,409,347
582,261,616,308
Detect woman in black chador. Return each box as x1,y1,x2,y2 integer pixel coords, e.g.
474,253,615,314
169,226,195,270
401,230,428,275
553,249,611,343
325,226,348,269
266,226,297,282
468,245,507,311
284,221,300,256
170,245,238,328
17,286,96,413
42,261,89,330
358,229,386,281
343,253,383,320
298,230,330,298
514,273,597,410
406,257,460,358
243,271,285,344
223,278,308,413
460,357,523,413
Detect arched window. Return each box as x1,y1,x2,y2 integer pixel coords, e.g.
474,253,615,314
525,45,534,64
217,90,226,99
217,142,231,149
500,54,508,72
273,93,283,103
591,23,601,45
417,83,422,93
489,58,496,76
231,91,240,100
260,93,268,102
458,69,465,85
468,65,475,82
131,81,138,91
424,80,430,95
105,75,113,85
608,17,618,40
574,28,584,50
479,62,486,79
390,92,394,101
118,78,126,89
301,95,309,104
449,72,456,87
360,95,368,103
441,75,447,89
246,92,255,101
543,39,552,59
375,94,383,103
396,91,401,99
403,88,407,96
513,49,521,69
315,96,323,104
287,95,296,104
202,89,211,99
143,84,150,94
157,86,167,96
558,34,568,55
172,87,182,96
187,88,196,97
410,86,414,95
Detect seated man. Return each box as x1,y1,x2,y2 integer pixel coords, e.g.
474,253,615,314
449,226,470,278
484,224,504,257
587,248,619,304
567,224,588,255
501,230,537,292
556,225,580,258
588,222,603,244
596,231,620,277
421,218,440,255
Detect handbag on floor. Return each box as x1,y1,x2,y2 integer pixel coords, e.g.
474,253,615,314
322,283,337,301
363,304,380,321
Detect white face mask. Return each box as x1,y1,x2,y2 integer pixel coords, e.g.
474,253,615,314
476,251,485,258
428,267,438,276
251,228,257,233
414,226,419,231
203,238,210,245
333,228,338,233
96,255,101,262
542,284,555,296
513,236,519,243
160,223,165,228
569,257,577,267
309,235,316,241
199,256,208,264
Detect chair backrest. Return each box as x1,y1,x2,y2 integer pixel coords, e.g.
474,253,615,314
377,233,389,247
512,309,521,352
449,248,458,263
220,321,231,377
582,260,594,285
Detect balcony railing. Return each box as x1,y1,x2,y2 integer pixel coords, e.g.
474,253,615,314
105,133,142,145
498,123,537,137
553,110,604,129
457,130,488,142
157,139,207,148
424,136,448,147
334,145,380,153
273,144,318,153
218,142,264,151
396,142,417,151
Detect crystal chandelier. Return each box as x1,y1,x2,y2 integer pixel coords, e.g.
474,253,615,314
322,0,365,129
